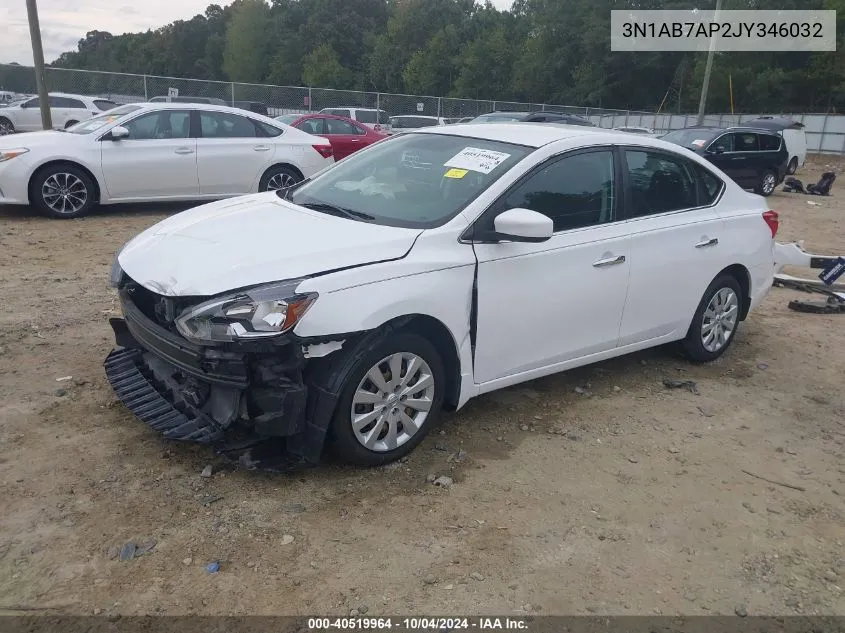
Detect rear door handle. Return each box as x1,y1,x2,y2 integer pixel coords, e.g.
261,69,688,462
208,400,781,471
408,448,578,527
695,237,719,248
593,255,626,267
174,147,194,155
253,145,271,151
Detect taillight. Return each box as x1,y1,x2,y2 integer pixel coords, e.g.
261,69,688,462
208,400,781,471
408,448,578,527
313,144,333,159
762,210,779,238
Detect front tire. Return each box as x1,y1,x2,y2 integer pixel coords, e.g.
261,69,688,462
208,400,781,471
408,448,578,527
682,274,743,363
30,164,97,219
328,332,445,466
259,165,302,192
786,157,798,175
64,120,79,129
0,117,14,135
755,170,777,196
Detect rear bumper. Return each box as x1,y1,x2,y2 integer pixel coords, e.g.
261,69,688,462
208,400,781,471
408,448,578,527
104,290,340,470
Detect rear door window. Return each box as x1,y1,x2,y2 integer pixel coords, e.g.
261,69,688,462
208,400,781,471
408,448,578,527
326,118,364,135
732,133,759,152
624,149,698,217
356,110,378,124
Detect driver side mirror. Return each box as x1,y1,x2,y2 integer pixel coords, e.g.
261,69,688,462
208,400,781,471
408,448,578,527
492,208,553,243
107,126,129,140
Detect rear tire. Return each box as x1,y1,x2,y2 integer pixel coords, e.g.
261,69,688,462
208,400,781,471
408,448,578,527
755,170,777,196
0,116,14,135
64,120,79,129
30,164,97,219
786,157,798,175
328,332,445,466
259,165,302,192
682,274,743,363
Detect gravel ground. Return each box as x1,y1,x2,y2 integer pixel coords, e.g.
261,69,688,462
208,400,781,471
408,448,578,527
0,156,844,617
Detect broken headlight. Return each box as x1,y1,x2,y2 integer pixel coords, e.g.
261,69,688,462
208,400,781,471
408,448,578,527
109,241,129,288
175,280,317,345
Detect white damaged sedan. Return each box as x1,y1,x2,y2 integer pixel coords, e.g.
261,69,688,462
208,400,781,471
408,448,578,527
106,124,778,469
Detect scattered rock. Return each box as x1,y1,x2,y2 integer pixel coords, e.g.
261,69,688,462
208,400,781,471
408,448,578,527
742,502,757,514
349,609,359,617
281,534,295,545
134,539,157,557
613,386,621,392
434,442,449,452
433,476,453,488
697,406,714,418
567,434,580,441
107,546,120,560
470,571,485,581
423,574,438,585
200,495,222,507
200,465,213,478
55,376,73,382
520,425,529,432
55,388,67,397
182,557,193,566
628,457,639,464
496,436,504,442
444,584,454,590
735,604,748,617
574,386,590,396
118,543,136,562
668,447,680,454
825,570,839,583
93,608,102,615
757,363,769,370
785,597,800,608
449,449,468,463
358,605,369,614
766,507,782,515
281,502,306,514
426,474,437,483
640,359,647,365
586,606,598,613
523,603,533,612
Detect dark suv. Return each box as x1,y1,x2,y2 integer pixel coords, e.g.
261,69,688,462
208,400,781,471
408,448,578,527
662,126,788,196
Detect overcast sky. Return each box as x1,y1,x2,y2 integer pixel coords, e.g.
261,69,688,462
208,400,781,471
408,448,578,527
2,0,515,66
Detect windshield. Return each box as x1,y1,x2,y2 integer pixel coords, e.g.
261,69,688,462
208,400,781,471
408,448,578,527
275,114,300,125
662,129,717,149
289,132,532,229
65,105,142,134
470,112,529,123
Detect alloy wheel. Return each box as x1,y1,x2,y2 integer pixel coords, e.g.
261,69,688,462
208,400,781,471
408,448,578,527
350,352,435,452
266,172,297,191
762,173,776,195
701,287,738,353
41,172,88,216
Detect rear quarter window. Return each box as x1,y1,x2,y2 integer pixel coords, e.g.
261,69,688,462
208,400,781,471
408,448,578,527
695,164,724,205
759,134,782,151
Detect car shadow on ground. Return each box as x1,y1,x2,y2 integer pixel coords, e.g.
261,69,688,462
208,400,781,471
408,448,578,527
0,202,196,221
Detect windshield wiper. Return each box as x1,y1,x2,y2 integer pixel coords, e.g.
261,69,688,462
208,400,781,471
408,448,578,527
276,178,310,201
299,202,375,222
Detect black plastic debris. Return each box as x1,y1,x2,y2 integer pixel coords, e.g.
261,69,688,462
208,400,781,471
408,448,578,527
662,379,699,395
789,296,845,314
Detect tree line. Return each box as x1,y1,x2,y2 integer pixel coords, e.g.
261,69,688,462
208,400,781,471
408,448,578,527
45,0,845,113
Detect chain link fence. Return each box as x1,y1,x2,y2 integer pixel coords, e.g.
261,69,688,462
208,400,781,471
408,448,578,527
1,64,844,153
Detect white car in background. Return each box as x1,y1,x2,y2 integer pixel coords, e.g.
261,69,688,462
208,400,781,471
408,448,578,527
0,102,334,218
319,107,392,133
106,124,778,468
0,92,119,134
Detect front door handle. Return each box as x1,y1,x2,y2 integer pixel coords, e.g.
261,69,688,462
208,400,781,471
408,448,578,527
593,255,626,268
695,237,719,248
174,147,194,155
253,145,271,151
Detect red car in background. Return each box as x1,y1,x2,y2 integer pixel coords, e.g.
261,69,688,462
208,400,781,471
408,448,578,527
275,113,388,160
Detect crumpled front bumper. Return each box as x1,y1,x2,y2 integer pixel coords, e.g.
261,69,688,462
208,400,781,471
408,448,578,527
103,289,340,471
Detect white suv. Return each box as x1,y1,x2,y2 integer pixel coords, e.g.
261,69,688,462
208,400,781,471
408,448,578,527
0,92,118,134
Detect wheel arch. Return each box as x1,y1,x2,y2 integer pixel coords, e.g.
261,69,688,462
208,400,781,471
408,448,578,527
718,263,752,321
28,159,102,205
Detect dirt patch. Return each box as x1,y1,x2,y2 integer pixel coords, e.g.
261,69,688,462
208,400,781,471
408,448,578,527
1,156,844,617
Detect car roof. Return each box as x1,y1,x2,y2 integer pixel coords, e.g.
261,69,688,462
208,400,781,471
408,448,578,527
322,106,383,111
48,92,96,99
392,115,439,119
414,122,660,148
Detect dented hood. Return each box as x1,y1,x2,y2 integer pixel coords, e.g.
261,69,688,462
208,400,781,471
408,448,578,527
118,192,423,296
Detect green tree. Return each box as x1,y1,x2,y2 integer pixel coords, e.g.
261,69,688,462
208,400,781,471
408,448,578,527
223,0,271,82
402,26,460,96
301,43,354,88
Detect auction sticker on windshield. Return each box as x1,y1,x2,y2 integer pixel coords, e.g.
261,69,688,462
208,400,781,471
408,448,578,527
445,147,511,175
444,168,468,179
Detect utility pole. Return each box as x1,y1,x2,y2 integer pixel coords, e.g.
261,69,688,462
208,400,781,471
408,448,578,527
697,0,723,125
26,0,52,130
